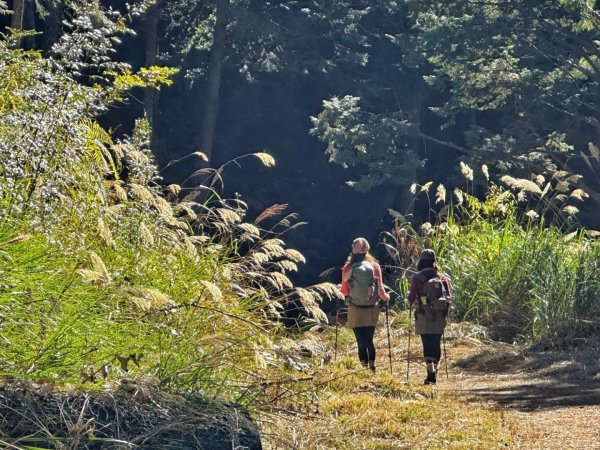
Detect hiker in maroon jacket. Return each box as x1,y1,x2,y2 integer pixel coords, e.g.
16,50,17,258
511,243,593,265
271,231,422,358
406,249,452,384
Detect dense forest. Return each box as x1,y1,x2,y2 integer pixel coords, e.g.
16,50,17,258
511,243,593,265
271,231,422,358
1,0,599,448
6,0,600,284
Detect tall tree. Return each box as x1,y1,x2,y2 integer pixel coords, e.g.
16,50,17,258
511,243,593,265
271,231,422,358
196,0,229,161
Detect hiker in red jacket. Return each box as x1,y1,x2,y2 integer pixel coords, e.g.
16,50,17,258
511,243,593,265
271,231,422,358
406,249,452,384
339,237,389,372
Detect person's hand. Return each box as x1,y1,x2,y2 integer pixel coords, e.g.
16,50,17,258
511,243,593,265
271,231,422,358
377,299,388,311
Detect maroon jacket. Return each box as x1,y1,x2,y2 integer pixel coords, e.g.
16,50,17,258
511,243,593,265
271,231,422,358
406,268,453,307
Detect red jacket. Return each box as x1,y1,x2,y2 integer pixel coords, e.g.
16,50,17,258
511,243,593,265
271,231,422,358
340,260,390,302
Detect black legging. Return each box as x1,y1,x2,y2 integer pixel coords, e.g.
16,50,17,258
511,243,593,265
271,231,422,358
420,334,442,363
352,326,376,365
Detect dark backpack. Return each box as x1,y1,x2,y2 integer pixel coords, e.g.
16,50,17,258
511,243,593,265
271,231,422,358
347,260,378,306
417,272,449,319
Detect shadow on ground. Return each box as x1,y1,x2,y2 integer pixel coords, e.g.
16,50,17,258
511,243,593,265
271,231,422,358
453,343,600,411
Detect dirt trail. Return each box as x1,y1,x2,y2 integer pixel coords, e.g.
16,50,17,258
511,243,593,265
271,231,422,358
442,338,600,449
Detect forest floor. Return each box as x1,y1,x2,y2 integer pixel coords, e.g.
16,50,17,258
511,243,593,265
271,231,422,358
440,332,600,449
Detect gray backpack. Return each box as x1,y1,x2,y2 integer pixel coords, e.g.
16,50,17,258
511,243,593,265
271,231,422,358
347,261,378,306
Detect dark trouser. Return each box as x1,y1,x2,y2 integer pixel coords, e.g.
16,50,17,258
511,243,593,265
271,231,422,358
420,333,442,363
352,326,376,367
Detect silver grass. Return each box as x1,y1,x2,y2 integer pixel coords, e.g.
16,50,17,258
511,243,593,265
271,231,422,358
500,175,542,195
540,182,552,199
460,161,474,181
561,205,579,216
421,181,433,192
534,174,545,186
284,249,306,264
268,272,293,290
555,181,569,193
525,210,539,220
570,188,589,200
275,260,298,273
252,152,276,167
454,188,464,205
481,164,489,180
119,287,171,311
139,223,155,246
198,280,223,302
216,208,241,224
435,184,446,204
97,217,115,247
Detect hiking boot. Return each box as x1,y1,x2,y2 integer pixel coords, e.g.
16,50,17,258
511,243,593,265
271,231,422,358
368,360,376,373
423,370,437,385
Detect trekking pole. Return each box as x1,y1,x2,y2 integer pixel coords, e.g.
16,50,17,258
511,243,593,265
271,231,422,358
334,297,340,361
406,302,413,382
442,332,449,379
384,302,393,374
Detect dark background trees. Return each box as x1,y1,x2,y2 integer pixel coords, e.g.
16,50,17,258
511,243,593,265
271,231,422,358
5,0,600,285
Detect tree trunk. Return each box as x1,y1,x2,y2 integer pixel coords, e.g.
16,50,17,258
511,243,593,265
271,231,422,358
42,0,64,52
22,0,34,49
144,2,160,160
9,0,25,47
196,0,230,162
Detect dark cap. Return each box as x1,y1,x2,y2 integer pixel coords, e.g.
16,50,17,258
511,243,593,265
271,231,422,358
419,249,436,261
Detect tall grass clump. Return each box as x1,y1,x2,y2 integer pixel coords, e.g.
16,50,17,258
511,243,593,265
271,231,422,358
387,163,600,344
0,0,337,408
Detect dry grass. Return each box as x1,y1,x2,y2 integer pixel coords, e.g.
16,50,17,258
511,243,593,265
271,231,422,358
258,312,600,449
259,315,515,449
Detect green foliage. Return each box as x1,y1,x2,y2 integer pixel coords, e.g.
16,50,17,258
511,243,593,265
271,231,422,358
0,0,340,404
310,96,424,192
387,163,600,343
416,0,600,175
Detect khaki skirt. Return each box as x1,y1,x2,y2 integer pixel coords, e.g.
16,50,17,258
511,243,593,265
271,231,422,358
414,311,446,335
347,304,379,329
